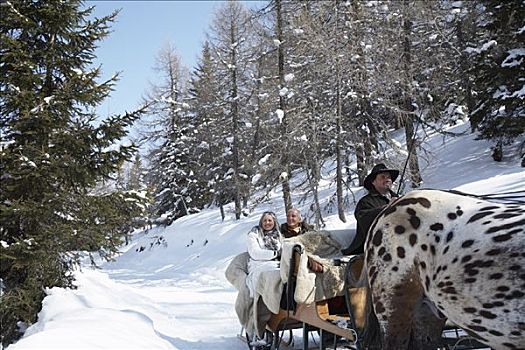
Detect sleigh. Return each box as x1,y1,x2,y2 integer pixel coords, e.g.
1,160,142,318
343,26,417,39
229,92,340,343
236,231,369,350
256,244,361,350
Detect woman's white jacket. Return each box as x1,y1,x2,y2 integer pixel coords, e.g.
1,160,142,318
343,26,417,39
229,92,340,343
246,226,281,261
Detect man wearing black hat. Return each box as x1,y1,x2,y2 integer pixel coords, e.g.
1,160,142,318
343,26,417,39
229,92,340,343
342,163,399,255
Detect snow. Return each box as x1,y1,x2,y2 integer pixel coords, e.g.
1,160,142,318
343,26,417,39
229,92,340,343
501,48,525,68
7,122,525,350
257,153,271,165
465,40,497,55
251,173,261,185
284,73,295,82
275,109,284,123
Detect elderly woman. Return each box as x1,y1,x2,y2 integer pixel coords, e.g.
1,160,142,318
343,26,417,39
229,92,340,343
245,211,282,298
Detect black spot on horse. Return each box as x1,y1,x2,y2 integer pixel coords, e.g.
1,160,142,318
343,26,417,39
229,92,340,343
409,234,417,246
396,246,405,259
467,211,493,223
492,228,521,242
479,310,497,319
394,225,405,234
409,215,421,229
462,240,475,248
375,301,386,314
395,197,431,209
378,246,386,257
372,229,383,246
488,329,503,336
465,277,477,283
421,244,428,251
509,265,521,271
494,213,522,219
461,255,473,263
469,325,488,332
489,273,504,280
442,286,457,294
463,307,477,313
479,206,499,211
486,219,525,234
383,253,392,262
447,212,457,220
442,246,450,255
446,231,454,243
430,223,444,231
507,290,524,299
420,261,426,270
486,248,502,256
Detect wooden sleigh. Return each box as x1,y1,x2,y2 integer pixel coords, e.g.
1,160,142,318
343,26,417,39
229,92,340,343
245,245,365,350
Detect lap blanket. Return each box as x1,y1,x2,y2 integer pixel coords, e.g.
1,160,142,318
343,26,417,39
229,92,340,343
225,231,345,338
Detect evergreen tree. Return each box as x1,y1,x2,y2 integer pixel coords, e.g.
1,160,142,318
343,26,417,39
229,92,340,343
469,1,525,159
0,1,144,345
141,43,196,219
188,41,225,213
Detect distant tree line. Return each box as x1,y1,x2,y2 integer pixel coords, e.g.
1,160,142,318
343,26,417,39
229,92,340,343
141,0,524,224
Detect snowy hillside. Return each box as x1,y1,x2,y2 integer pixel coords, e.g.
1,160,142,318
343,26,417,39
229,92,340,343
7,122,524,350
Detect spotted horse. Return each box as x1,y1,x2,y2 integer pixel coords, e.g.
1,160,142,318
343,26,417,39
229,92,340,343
365,189,525,350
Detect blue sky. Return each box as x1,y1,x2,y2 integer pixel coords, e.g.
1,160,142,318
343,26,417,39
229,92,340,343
87,1,225,117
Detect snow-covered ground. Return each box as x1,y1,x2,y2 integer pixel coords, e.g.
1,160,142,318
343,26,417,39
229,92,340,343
7,122,524,349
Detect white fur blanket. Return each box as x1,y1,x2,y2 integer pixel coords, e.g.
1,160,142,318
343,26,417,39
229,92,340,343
280,231,345,305
225,231,345,338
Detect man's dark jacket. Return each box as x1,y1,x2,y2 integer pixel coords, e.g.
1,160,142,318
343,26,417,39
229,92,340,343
280,221,314,238
342,188,396,255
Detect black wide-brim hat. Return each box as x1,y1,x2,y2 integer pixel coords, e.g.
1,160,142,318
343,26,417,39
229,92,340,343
363,163,399,191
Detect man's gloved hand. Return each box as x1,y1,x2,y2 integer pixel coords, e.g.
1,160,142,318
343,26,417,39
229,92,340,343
307,256,324,273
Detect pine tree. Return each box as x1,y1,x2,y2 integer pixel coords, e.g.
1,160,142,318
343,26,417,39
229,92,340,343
0,1,144,345
188,41,224,212
141,43,197,219
469,1,525,159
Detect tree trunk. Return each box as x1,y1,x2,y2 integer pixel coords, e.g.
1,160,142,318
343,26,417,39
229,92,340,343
355,142,366,186
402,1,422,189
230,18,242,220
276,0,292,212
456,16,475,130
334,1,346,223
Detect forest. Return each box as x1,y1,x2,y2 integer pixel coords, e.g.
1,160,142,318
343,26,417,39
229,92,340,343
0,0,523,347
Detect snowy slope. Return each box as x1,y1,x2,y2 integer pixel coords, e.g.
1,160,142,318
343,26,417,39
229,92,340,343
7,122,524,350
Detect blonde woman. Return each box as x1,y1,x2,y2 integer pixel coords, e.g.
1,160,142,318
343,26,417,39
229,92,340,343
245,211,282,298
